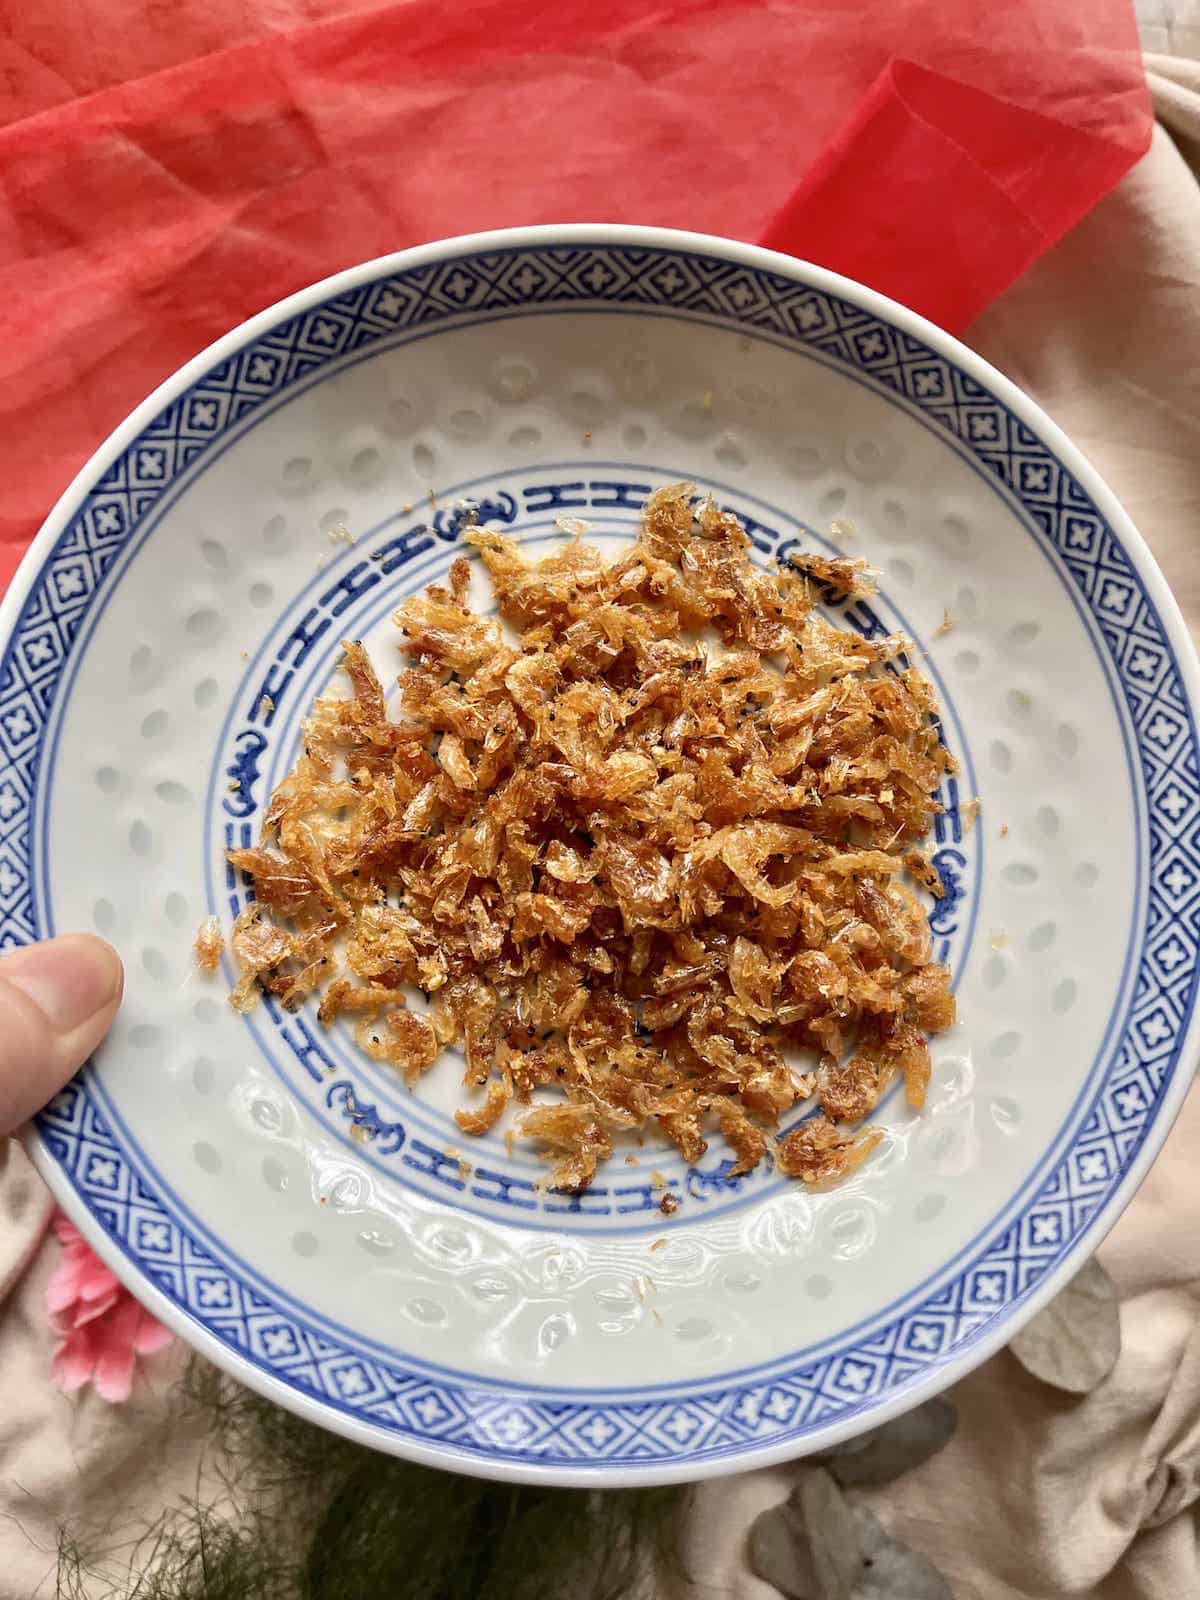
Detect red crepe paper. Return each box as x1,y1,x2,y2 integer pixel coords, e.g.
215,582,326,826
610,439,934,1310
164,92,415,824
761,57,1146,334
0,0,1150,591
0,0,355,126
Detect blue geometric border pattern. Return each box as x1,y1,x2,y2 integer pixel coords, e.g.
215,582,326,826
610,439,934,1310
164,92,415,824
38,1076,989,1463
4,242,1198,1469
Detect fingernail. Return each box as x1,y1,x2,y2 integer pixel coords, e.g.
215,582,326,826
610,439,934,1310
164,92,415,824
4,936,123,1035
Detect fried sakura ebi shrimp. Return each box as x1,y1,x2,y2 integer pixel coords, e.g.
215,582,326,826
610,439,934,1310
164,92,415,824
193,916,224,973
227,485,956,1191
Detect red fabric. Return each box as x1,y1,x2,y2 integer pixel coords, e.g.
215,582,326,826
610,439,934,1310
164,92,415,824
761,58,1144,335
0,0,1150,593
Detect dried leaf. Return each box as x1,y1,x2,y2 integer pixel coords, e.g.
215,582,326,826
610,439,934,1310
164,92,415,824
750,1469,955,1600
851,1501,955,1599
748,1492,820,1600
1009,1257,1120,1395
800,1470,863,1600
816,1398,957,1487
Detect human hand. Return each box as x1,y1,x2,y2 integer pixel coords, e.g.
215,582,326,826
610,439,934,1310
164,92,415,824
0,936,123,1136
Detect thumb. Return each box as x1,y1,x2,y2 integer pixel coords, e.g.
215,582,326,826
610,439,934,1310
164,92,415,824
0,935,123,1136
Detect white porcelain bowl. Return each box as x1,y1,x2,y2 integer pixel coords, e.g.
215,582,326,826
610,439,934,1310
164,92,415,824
5,225,1197,1484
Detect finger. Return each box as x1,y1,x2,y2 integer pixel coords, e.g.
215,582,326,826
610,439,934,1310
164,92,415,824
0,935,124,1135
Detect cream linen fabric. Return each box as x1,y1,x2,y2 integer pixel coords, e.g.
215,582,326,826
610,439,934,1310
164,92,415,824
677,55,1200,1600
4,55,1200,1600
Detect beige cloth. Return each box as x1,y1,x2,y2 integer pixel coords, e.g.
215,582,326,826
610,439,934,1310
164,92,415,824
679,53,1200,1600
4,49,1200,1600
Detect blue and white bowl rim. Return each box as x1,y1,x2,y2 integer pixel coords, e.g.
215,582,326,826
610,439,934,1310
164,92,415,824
3,224,1197,1485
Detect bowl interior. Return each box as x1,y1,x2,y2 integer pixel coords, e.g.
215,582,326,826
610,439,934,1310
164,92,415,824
13,234,1193,1478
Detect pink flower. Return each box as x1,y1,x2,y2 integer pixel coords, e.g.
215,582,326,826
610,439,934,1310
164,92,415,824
46,1212,173,1402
